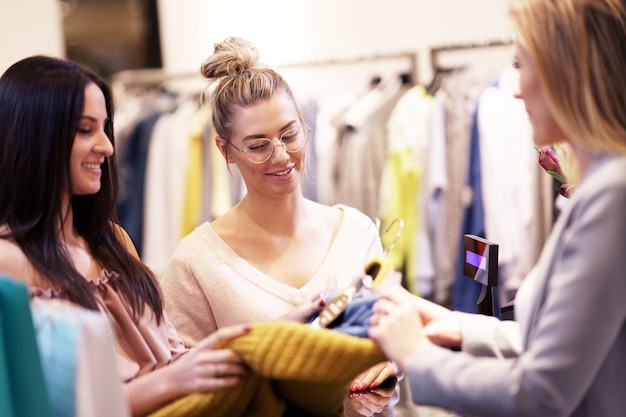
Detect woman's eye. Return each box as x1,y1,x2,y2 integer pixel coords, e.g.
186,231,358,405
247,140,271,152
512,60,520,69
77,128,92,135
281,128,300,142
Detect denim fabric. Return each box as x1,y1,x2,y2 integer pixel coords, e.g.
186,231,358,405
327,295,379,338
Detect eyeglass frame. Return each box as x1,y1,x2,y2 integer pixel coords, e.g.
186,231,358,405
225,123,311,164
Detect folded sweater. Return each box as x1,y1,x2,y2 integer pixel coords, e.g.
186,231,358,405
149,320,387,417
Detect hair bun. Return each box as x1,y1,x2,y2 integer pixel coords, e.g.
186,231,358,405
200,36,261,80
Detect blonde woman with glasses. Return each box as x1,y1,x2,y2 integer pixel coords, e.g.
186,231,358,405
161,37,399,416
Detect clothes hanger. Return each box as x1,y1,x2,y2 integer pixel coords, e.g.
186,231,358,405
310,218,405,329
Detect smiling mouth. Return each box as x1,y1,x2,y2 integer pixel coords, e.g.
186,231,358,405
269,167,293,176
83,163,101,169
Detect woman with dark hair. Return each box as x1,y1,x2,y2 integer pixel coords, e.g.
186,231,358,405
0,55,249,417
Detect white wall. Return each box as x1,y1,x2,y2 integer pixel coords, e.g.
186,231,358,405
0,0,513,83
157,0,514,85
0,0,65,74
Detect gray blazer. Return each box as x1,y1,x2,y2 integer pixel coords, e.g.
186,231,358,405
406,153,626,417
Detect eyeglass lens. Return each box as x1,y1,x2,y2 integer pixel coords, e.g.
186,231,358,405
243,125,307,163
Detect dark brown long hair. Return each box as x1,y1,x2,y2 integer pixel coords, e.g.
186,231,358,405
0,55,163,322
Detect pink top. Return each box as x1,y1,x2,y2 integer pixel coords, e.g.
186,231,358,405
30,269,188,382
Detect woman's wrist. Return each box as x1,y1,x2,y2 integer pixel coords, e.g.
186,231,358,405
423,316,462,348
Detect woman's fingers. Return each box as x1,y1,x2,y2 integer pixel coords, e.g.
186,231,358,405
194,324,251,353
347,389,390,415
281,297,326,322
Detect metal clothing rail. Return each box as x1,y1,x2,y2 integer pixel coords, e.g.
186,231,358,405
430,36,514,71
275,51,419,84
110,67,197,91
111,51,419,90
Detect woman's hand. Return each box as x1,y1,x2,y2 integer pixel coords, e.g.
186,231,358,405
346,383,396,415
126,324,250,417
350,361,397,393
368,286,457,370
371,286,461,350
405,291,461,348
346,361,398,415
167,324,250,396
280,296,326,323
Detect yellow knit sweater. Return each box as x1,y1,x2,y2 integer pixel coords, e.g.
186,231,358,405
149,320,387,417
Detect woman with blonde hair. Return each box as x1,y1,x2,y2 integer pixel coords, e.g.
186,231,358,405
368,0,626,416
161,37,399,415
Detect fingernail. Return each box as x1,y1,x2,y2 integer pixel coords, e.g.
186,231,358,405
351,383,359,391
243,325,252,333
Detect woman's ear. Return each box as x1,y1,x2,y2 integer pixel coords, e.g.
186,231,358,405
215,136,234,163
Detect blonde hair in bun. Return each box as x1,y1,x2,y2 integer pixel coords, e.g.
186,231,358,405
199,36,305,142
200,36,260,79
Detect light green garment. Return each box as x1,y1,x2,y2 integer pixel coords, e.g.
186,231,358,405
0,276,53,417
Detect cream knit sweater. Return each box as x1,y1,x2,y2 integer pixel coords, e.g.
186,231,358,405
161,204,383,347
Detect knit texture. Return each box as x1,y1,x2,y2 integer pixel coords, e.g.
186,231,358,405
149,320,386,417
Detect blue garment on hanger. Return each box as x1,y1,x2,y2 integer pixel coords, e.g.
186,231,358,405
451,106,486,314
307,294,379,338
116,92,177,257
32,304,80,417
451,104,500,316
328,295,379,337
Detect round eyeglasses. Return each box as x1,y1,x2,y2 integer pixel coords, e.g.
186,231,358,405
227,124,310,164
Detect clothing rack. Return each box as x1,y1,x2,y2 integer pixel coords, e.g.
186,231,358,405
275,51,419,86
111,67,198,92
430,37,514,71
111,51,419,92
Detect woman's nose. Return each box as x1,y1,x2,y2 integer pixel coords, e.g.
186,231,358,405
270,140,289,162
512,72,522,99
96,132,114,156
